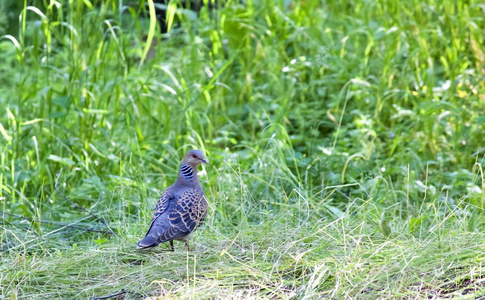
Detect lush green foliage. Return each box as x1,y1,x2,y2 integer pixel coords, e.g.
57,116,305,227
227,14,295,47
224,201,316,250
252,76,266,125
1,0,484,298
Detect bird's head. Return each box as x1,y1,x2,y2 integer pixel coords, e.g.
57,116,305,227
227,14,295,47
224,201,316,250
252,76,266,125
183,149,209,167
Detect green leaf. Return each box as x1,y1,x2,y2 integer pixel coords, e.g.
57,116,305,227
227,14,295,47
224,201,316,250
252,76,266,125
324,204,344,218
94,238,108,246
0,122,11,142
381,220,392,237
48,155,75,166
139,0,156,68
409,216,426,233
166,2,177,34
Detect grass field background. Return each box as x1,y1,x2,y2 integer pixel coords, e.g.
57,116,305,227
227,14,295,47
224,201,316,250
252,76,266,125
1,0,484,298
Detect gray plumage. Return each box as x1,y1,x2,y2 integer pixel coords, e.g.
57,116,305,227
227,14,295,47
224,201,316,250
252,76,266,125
137,150,209,251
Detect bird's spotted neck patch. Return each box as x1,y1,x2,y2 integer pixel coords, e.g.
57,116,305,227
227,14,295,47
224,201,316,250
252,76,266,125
180,163,194,180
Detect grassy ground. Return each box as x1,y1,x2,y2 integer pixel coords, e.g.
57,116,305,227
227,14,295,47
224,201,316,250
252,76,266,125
1,0,485,298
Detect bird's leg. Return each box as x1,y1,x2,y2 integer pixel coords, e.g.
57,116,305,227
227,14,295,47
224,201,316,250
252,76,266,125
169,240,174,252
185,240,190,251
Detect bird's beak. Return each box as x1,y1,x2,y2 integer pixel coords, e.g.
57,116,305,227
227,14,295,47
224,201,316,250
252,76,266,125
201,158,209,165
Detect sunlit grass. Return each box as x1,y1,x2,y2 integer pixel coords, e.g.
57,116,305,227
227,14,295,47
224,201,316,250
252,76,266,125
0,0,484,298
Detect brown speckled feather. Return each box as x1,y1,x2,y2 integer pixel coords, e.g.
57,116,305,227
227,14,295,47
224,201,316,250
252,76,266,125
137,188,207,248
169,189,208,232
151,189,171,224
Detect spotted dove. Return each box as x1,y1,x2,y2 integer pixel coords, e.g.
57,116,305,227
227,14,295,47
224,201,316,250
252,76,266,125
136,150,209,251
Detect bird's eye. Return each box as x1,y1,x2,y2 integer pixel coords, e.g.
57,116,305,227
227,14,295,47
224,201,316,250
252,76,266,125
192,155,197,158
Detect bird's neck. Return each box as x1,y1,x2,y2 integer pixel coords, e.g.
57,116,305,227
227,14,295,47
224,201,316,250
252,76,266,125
177,163,198,183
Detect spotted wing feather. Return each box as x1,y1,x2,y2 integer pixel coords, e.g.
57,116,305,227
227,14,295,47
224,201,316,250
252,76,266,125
169,189,208,233
136,189,174,249
150,189,171,224
137,188,207,249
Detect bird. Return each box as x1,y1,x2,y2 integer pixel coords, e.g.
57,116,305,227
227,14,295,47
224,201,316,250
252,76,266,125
136,149,209,251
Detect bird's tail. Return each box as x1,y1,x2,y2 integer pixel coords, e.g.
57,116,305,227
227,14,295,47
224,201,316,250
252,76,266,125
136,235,158,250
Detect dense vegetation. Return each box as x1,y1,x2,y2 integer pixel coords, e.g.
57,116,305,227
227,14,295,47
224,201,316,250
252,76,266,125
1,0,484,298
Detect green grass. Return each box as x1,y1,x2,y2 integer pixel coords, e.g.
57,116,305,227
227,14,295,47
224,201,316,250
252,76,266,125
1,0,485,298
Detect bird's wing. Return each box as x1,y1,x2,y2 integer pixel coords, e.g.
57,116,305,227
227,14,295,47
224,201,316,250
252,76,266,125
138,189,208,247
136,189,175,248
150,189,171,225
169,188,208,234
